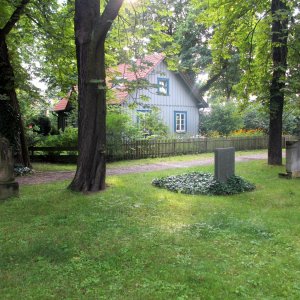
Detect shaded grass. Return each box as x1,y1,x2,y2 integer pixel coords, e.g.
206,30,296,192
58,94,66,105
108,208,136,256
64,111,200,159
1,160,300,299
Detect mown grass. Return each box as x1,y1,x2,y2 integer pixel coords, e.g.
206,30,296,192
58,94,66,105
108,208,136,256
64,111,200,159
1,159,300,299
32,149,267,172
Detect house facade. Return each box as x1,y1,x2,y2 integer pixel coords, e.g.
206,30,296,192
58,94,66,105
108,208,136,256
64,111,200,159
110,53,207,136
54,53,207,135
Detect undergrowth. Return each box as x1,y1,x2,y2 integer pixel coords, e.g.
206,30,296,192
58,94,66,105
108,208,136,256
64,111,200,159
152,172,255,195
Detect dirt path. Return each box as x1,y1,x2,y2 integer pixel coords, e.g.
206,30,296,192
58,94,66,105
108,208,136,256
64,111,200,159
16,153,269,185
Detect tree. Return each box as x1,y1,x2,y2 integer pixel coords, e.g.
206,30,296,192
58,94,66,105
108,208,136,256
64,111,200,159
0,0,31,167
196,0,295,165
268,0,289,165
200,102,243,136
69,0,124,192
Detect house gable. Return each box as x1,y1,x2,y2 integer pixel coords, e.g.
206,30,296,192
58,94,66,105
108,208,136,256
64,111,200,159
124,59,204,135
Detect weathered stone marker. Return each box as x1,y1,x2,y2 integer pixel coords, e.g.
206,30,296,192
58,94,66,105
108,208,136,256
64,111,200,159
214,147,235,183
0,137,19,200
279,140,300,179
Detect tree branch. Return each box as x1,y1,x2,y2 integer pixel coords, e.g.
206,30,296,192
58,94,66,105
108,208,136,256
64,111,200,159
95,0,124,41
198,63,228,95
1,0,31,36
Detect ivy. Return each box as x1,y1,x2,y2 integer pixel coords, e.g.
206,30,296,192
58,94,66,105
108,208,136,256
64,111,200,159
152,172,255,196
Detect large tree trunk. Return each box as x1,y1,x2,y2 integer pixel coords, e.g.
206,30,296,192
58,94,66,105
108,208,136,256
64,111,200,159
268,0,288,165
0,36,31,167
69,0,123,192
0,0,31,167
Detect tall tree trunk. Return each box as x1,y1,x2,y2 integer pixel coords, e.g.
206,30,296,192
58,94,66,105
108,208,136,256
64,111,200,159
0,0,31,167
0,35,31,167
268,0,288,165
69,0,124,193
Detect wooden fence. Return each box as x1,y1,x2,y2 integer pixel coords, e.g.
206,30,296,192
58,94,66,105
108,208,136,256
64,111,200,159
29,135,294,163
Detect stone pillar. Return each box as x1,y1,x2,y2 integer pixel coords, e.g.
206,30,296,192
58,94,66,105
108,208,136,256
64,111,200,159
215,147,235,183
0,137,19,200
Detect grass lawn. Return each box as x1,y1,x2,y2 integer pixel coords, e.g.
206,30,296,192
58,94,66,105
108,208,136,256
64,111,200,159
32,149,268,172
1,159,300,299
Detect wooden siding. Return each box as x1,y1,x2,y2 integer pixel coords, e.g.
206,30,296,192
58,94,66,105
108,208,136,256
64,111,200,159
124,61,200,136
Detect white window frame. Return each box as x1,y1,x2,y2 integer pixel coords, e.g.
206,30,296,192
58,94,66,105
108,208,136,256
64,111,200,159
174,111,187,133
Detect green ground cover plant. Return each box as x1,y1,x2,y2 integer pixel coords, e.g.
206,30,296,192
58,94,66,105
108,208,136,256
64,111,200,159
152,172,255,195
1,160,299,299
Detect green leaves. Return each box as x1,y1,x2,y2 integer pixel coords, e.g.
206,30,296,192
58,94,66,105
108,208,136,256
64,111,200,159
152,172,255,195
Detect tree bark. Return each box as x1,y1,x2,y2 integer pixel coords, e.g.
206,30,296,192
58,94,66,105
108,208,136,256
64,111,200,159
0,0,31,167
268,0,288,165
69,0,124,192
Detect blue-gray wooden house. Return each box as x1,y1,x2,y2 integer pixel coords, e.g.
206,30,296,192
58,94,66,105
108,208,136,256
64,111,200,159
109,53,207,136
54,53,207,134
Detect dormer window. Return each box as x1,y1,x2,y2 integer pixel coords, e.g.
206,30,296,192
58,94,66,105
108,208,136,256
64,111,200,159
157,78,169,96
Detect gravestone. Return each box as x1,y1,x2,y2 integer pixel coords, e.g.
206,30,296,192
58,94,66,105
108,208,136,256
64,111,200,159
214,147,235,183
279,140,300,179
0,137,19,200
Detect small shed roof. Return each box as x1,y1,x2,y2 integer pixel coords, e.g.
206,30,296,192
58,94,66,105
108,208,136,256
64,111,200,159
53,98,69,112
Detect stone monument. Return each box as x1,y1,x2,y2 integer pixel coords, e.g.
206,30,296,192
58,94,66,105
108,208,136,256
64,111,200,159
215,147,235,183
279,140,300,179
0,137,19,200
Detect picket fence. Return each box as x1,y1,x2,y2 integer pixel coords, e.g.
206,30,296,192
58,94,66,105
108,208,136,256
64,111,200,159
29,135,293,163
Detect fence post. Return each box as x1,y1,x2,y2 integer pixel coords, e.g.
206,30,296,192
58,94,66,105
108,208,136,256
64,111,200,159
172,139,176,155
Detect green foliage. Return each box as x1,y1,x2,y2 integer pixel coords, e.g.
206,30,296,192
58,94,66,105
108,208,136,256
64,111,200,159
137,110,169,138
243,105,300,135
36,109,169,153
28,115,52,136
107,108,139,142
152,172,255,195
243,106,269,132
201,102,243,136
194,0,300,108
38,127,78,148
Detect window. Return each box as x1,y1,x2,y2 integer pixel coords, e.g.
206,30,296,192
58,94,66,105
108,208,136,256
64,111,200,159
174,111,187,133
157,78,169,96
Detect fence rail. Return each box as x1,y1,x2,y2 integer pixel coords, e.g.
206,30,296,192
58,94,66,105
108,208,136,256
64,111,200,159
29,135,294,163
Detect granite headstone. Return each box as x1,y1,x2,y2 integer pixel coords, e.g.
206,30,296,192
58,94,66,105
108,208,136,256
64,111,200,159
0,137,19,200
285,140,300,178
214,147,235,183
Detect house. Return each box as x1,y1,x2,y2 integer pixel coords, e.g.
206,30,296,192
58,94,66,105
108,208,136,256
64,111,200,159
54,53,207,135
53,86,78,130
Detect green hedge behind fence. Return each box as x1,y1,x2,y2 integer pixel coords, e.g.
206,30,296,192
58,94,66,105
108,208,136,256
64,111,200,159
29,135,295,163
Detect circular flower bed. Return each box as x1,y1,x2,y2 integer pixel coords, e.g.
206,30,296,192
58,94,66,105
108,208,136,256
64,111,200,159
152,172,255,196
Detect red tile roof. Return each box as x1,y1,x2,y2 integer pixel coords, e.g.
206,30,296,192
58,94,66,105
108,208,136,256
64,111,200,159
107,53,165,104
112,53,165,81
53,53,207,111
53,53,165,110
53,98,69,112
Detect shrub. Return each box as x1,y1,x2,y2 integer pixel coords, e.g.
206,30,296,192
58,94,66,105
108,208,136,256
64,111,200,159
152,172,255,196
200,102,243,136
136,111,169,139
28,115,52,136
230,129,265,137
37,127,78,155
